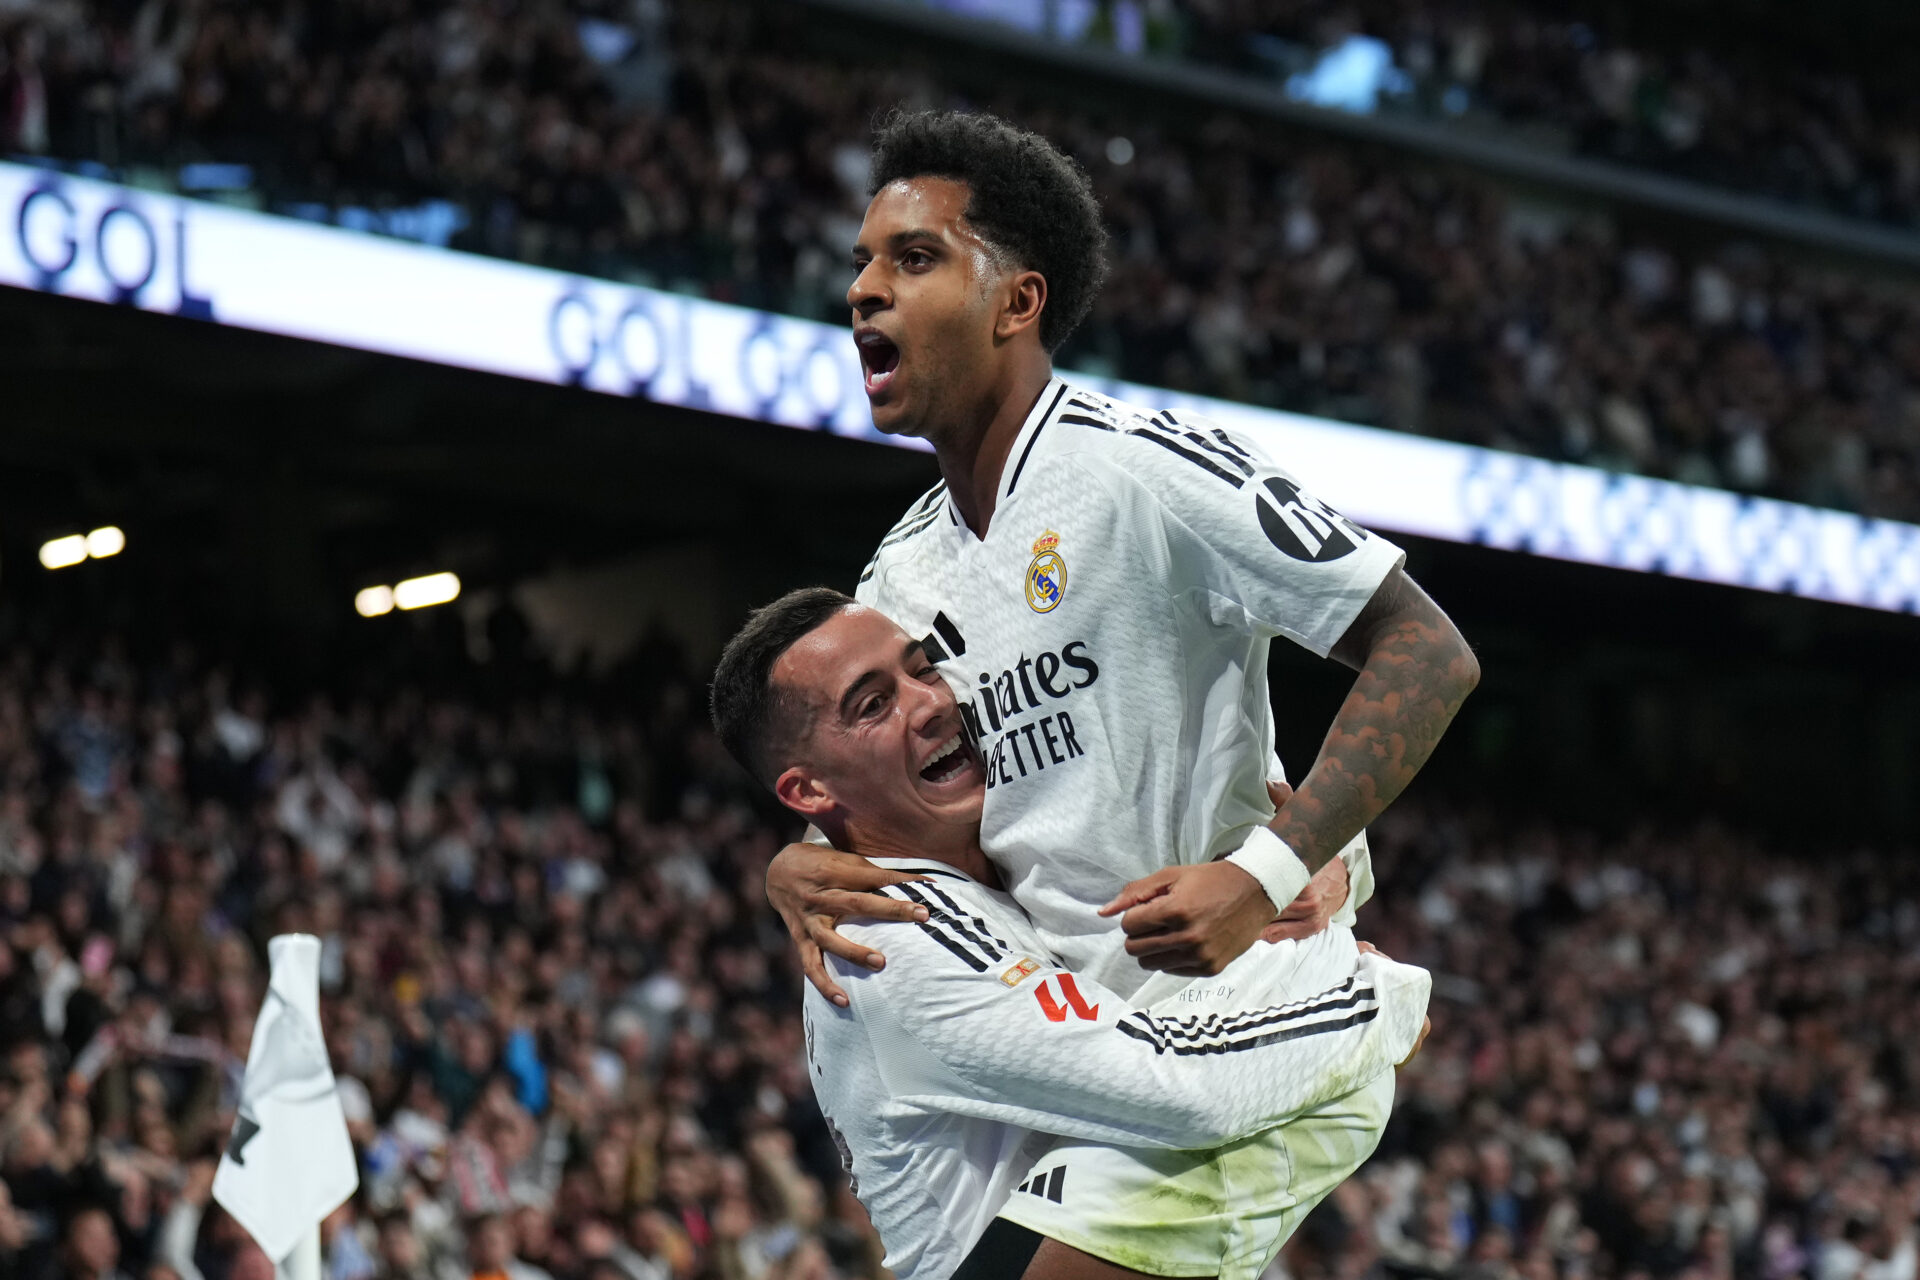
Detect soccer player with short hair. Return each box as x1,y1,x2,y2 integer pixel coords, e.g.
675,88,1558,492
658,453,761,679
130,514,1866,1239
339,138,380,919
712,589,1432,1280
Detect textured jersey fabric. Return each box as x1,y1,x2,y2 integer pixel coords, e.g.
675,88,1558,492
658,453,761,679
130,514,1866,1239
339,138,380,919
802,859,1432,1280
855,378,1405,996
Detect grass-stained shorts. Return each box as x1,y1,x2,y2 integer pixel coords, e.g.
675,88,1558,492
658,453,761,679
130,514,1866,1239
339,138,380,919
996,928,1397,1279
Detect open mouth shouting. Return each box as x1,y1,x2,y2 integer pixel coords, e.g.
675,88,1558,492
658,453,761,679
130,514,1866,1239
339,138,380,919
856,327,901,399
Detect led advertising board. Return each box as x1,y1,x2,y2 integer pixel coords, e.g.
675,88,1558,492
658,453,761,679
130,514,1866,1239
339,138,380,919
3,161,1915,614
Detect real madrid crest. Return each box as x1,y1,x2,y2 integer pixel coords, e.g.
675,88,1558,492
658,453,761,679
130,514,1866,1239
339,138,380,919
1026,530,1067,613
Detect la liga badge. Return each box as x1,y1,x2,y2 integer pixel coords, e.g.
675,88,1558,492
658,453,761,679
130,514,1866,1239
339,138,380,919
1026,530,1067,613
1000,957,1043,988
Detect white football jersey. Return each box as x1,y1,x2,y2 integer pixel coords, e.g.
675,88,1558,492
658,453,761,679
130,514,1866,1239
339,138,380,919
855,378,1405,995
804,859,1432,1280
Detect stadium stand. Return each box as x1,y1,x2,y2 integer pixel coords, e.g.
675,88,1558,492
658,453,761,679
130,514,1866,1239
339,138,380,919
977,0,1920,231
0,625,1913,1280
2,1,1919,518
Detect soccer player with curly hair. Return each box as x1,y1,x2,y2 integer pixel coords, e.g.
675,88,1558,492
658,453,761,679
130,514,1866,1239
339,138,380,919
762,109,1481,1278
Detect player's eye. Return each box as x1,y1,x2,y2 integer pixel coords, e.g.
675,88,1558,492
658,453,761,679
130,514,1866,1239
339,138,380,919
859,692,887,718
902,249,933,269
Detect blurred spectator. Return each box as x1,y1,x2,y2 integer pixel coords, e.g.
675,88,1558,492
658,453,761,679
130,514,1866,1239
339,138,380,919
60,1204,132,1280
1165,0,1920,230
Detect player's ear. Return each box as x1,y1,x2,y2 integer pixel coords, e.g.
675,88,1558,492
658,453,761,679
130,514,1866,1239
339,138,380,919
774,764,837,820
995,269,1047,342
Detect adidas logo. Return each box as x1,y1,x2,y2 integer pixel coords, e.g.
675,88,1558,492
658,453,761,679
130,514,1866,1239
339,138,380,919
1017,1166,1065,1204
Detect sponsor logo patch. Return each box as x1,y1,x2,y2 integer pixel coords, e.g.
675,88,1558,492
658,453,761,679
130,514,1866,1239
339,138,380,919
1000,957,1042,988
1255,475,1366,562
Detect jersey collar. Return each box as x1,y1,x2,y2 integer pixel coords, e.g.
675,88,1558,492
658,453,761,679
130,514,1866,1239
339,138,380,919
866,857,981,885
944,377,1073,534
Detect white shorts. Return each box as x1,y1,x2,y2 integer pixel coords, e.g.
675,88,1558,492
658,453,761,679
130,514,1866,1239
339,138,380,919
997,928,1396,1279
995,1070,1393,1279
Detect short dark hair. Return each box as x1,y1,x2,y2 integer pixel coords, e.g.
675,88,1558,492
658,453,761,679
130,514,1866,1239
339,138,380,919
871,108,1108,353
710,587,857,785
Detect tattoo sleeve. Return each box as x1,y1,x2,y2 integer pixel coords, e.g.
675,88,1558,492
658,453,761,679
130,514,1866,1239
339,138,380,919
1270,569,1480,871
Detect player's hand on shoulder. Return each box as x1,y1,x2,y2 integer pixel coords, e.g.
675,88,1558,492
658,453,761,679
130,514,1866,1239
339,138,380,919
766,842,931,1008
1099,860,1272,977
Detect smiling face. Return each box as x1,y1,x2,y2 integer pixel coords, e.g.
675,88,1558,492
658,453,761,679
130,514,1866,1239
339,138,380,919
769,605,984,853
848,177,1024,446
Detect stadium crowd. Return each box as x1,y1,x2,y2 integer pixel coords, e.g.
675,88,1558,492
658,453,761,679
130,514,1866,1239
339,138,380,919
3,1,1920,519
0,622,1914,1280
1109,0,1920,231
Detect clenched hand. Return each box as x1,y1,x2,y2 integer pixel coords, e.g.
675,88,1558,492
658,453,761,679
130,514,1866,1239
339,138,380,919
1098,859,1274,977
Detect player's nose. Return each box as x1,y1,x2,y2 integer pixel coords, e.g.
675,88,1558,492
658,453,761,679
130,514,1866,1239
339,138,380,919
847,263,888,315
902,674,950,735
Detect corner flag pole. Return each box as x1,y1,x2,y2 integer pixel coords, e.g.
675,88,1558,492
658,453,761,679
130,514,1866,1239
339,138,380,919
213,934,359,1278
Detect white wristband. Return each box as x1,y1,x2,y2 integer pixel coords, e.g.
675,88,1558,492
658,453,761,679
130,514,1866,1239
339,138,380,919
1224,826,1313,917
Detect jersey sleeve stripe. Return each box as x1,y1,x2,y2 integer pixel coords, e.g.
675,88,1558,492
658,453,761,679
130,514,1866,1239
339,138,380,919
913,481,950,516
1207,427,1255,462
1146,416,1255,477
880,507,945,550
874,482,950,551
1146,977,1369,1033
879,885,998,972
913,882,1013,956
916,921,993,972
1125,426,1250,488
1162,976,1359,1027
1057,412,1249,489
895,884,1005,962
1117,1005,1380,1055
1117,980,1378,1050
895,481,947,525
1057,412,1116,434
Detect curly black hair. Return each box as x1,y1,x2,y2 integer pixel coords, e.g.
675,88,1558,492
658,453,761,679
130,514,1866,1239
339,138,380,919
870,108,1109,353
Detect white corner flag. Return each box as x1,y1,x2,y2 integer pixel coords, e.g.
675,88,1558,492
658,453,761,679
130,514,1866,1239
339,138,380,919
214,934,359,1279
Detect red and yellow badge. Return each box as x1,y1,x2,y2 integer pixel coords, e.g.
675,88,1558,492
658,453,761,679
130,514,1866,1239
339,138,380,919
1025,530,1067,614
1000,957,1043,988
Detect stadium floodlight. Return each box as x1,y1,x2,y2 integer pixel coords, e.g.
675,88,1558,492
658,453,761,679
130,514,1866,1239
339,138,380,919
393,572,460,611
354,586,395,618
39,535,89,570
85,526,125,559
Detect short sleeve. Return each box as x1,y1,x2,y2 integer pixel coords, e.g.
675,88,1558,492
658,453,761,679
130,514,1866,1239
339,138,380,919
1110,411,1404,657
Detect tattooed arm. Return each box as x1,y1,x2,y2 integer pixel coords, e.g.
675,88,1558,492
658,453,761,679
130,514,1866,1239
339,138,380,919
1103,568,1478,975
1269,568,1479,869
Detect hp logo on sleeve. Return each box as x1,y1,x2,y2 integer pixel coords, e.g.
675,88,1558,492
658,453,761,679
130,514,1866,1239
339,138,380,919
1255,475,1366,562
